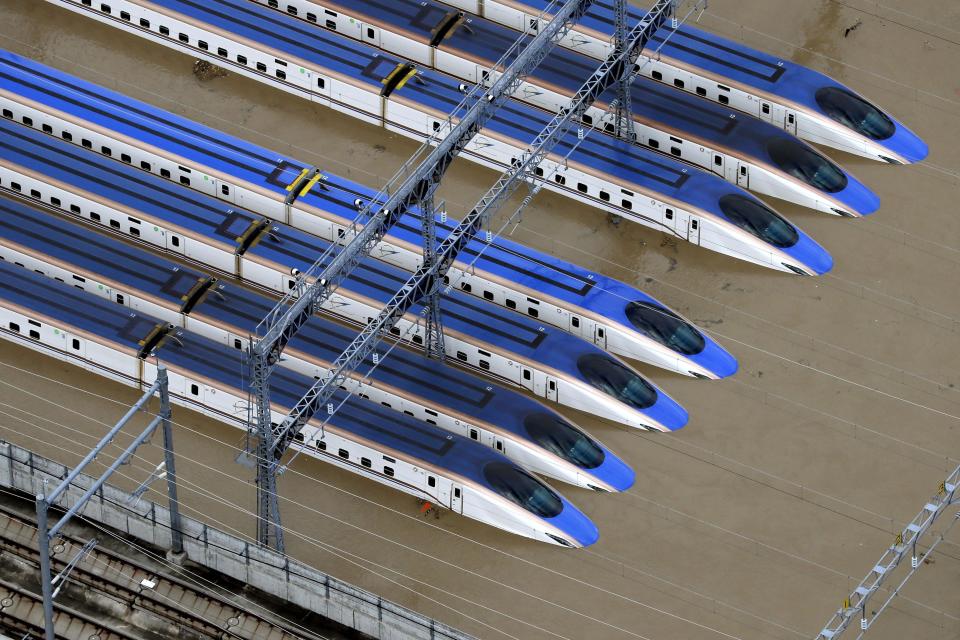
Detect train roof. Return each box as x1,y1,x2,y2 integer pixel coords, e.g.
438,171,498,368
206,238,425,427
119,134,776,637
0,118,632,374
0,50,691,347
0,257,519,485
142,0,774,218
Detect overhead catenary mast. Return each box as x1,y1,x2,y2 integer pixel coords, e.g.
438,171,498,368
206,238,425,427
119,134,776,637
253,0,684,552
248,0,599,552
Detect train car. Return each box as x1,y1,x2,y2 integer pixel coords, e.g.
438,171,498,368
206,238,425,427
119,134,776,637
254,0,879,217
0,193,634,491
434,0,928,164
0,261,599,546
44,0,833,275
0,49,737,378
0,118,687,432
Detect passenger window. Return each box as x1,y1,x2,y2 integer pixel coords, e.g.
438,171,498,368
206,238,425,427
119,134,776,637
237,54,247,65
621,199,633,210
762,104,770,114
121,153,131,163
696,86,707,96
674,78,685,89
116,294,124,304
29,330,40,340
338,448,349,459
257,62,267,72
505,299,516,310
456,351,467,361
81,138,91,149
198,40,208,51
30,189,40,199
159,25,169,36
454,488,461,498
8,322,19,332
110,219,120,229
171,236,181,247
42,124,53,134
548,380,556,391
577,182,588,193
49,197,61,207
671,147,681,156
719,95,729,105
652,70,662,81
483,290,494,301
62,131,73,142
522,369,531,381
71,339,80,350
665,208,674,220
527,308,538,318
1,109,10,118
361,457,371,468
460,282,471,293
469,429,478,440
179,33,189,43
571,317,580,328
317,439,327,450
648,138,660,149
100,4,111,14
161,168,171,178
140,161,151,171
479,360,490,370
101,146,112,156
180,176,191,186
599,190,610,202
714,155,722,166
139,18,149,28
692,220,699,229
318,77,326,89
554,174,566,186
217,47,227,57
276,70,286,80
428,476,436,488
367,27,375,38
384,466,394,477
90,212,101,221
190,384,199,395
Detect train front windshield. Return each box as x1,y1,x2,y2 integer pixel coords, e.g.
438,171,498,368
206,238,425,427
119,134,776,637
483,462,564,517
766,138,848,193
524,413,605,469
815,86,896,141
718,194,799,248
625,301,705,355
577,354,657,410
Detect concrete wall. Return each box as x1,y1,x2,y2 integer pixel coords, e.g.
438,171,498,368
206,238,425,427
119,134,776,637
0,441,475,640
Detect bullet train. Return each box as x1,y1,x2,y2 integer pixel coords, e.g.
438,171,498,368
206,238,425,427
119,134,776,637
0,261,600,546
254,0,879,217
0,50,737,378
433,0,928,164
0,118,687,432
45,0,833,275
0,193,634,491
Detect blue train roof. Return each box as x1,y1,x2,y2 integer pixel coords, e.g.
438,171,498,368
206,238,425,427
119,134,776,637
0,50,734,375
514,0,927,162
0,119,691,431
0,257,562,496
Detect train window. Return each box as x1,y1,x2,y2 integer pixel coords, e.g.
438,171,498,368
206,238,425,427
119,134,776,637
426,419,437,425
454,488,461,498
70,204,80,214
381,401,391,408
603,122,614,133
139,18,149,28
101,146,112,156
237,54,247,65
307,13,317,23
294,432,304,443
548,380,556,392
72,339,81,350
287,6,298,16
384,466,394,477
788,114,795,125
597,328,604,338
121,153,131,163
599,190,609,202
581,114,593,125
554,174,566,186
81,0,90,5
140,161,151,171
412,334,423,345
325,9,337,17
232,338,242,350
674,78,685,89
9,182,20,192
483,290,494,301
714,155,722,166
159,26,169,36
696,86,707,96
390,326,401,336
671,147,681,156
190,384,199,396
691,220,699,230
22,116,33,126
482,462,562,517
577,182,588,193
469,429,478,440
571,316,580,328
49,197,60,207
116,294,124,304
81,138,92,149
495,440,503,451
621,199,633,210
220,184,230,196
317,77,326,89
276,69,286,80
524,413,605,469
29,330,39,340
42,124,53,134
257,62,267,72
8,322,19,333
326,19,337,29
527,308,538,318
178,33,189,43
648,138,659,149
130,227,140,237
217,47,228,58
740,166,747,176
665,208,674,220
534,167,544,177
275,59,287,67
505,299,516,309
316,439,326,450
267,0,277,6
762,104,770,115
30,189,40,199
815,86,895,140
460,282,471,293
1,109,10,118
171,236,181,247
338,448,349,459
652,70,662,81
625,301,705,355
428,476,436,488
577,353,657,410
198,40,208,51
109,219,120,229
161,168,171,178
180,176,191,186
456,351,467,361
100,4,111,14
73,275,85,283
61,131,73,142
367,28,375,38
479,360,490,370
719,95,729,105
523,369,531,381
766,138,848,193
718,194,799,248
361,457,371,468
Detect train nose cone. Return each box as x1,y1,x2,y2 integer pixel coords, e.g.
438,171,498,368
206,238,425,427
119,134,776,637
785,230,834,276
551,498,600,547
886,124,929,164
644,390,689,431
692,337,739,380
594,451,636,492
840,176,881,217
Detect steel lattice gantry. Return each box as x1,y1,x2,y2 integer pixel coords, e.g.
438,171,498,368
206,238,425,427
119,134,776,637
249,0,682,551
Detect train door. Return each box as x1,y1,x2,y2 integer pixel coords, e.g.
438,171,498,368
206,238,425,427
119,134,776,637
450,484,463,514
785,110,798,135
759,100,774,124
568,314,588,340
711,152,725,178
736,162,750,189
593,325,607,350
521,366,535,392
546,376,559,403
213,180,236,204
687,217,701,245
361,24,381,47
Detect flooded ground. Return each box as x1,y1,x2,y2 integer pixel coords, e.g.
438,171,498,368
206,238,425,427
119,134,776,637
0,0,959,638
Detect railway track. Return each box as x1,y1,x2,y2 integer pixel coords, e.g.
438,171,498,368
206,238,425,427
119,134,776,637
0,502,320,640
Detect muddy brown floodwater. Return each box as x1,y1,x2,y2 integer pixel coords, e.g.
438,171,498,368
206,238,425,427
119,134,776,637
0,0,959,638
